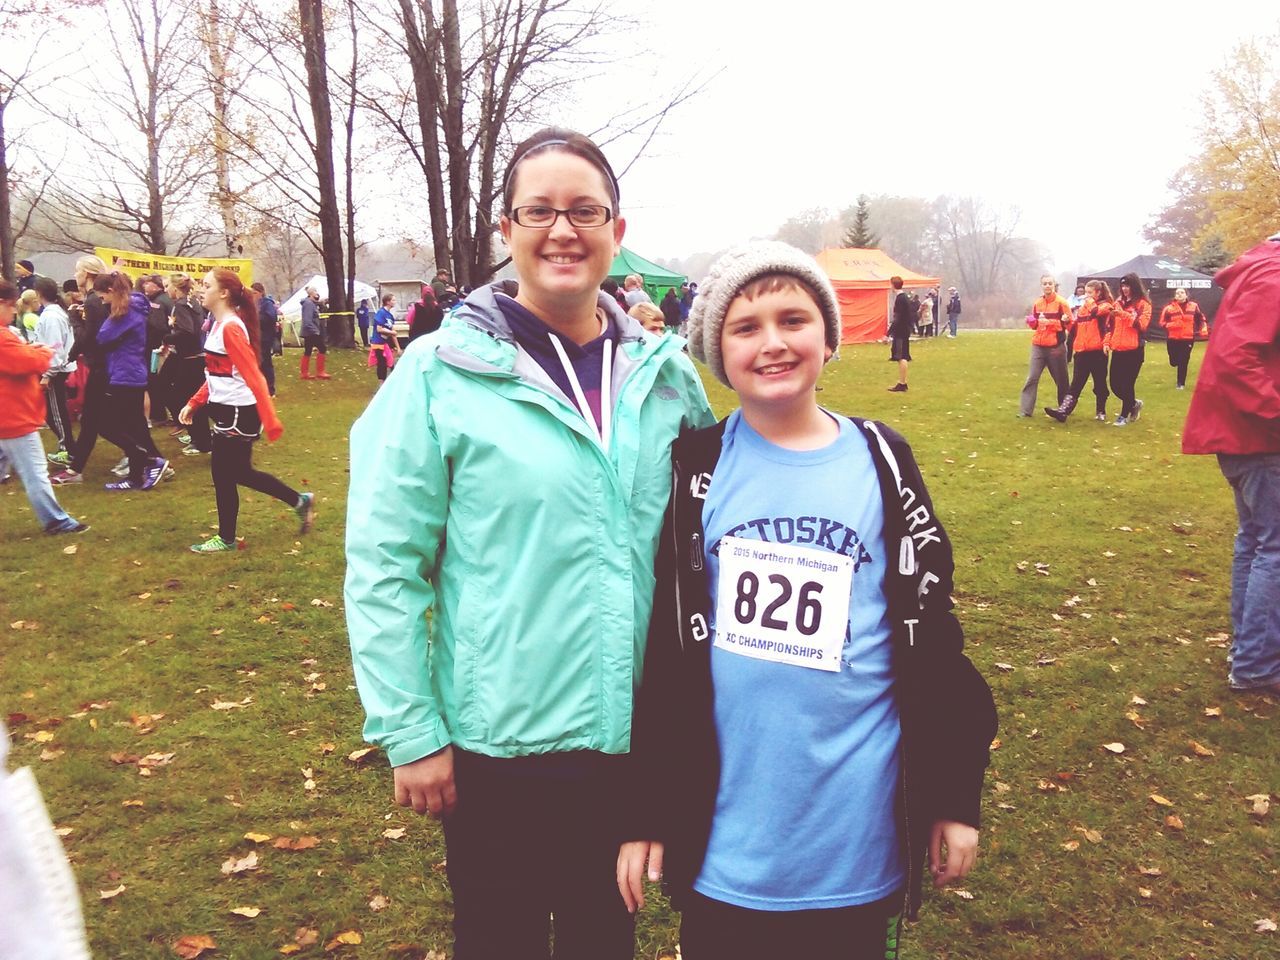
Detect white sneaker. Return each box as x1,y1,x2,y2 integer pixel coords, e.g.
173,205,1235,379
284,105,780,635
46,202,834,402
110,457,130,477
1130,399,1144,422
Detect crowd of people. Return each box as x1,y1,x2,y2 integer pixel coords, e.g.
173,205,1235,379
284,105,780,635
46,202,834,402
1,255,313,551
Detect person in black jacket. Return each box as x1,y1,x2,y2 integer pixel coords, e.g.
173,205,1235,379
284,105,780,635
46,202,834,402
887,276,915,392
618,242,996,960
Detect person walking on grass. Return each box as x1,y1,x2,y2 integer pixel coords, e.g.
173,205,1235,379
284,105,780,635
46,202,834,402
50,256,110,486
1045,279,1114,423
179,269,314,554
619,242,997,958
32,277,76,460
1107,272,1151,426
887,276,913,392
345,126,713,960
299,286,330,380
368,294,397,382
1018,275,1070,417
1159,286,1208,390
0,279,88,535
1182,232,1280,699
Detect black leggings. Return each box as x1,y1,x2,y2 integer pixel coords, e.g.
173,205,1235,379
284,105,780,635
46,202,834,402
101,386,155,484
1109,350,1143,418
70,369,107,472
1167,339,1194,386
44,373,73,450
208,402,298,542
1067,351,1109,413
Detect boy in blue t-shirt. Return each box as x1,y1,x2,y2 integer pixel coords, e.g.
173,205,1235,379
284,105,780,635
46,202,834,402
619,242,997,960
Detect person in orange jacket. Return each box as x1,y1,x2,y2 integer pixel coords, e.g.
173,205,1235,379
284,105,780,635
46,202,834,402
1018,275,1069,416
1045,279,1114,422
1159,287,1208,389
1105,272,1151,426
0,279,89,534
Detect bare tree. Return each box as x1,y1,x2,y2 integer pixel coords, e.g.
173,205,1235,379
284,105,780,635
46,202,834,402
197,0,244,256
936,196,1034,299
35,0,217,255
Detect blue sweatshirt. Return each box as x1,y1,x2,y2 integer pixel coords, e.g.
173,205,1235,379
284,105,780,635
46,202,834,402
96,292,150,387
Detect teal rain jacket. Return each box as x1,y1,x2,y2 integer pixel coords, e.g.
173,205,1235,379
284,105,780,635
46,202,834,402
345,285,715,765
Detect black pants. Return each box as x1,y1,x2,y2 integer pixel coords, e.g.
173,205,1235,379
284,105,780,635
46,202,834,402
681,890,904,960
1167,339,1194,386
442,750,635,960
101,386,154,485
176,357,212,451
357,323,369,347
1067,351,1109,414
375,349,388,381
1109,350,1143,418
207,403,297,542
303,334,326,356
155,355,184,424
44,373,72,450
70,368,108,472
260,352,276,396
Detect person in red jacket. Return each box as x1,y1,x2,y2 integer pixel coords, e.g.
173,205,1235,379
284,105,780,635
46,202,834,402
1106,272,1151,426
1182,233,1280,698
0,279,88,534
1018,275,1069,416
1159,287,1208,389
179,268,315,553
1045,279,1114,422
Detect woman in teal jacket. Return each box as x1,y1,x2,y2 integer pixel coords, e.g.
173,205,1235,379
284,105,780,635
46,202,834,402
345,127,713,960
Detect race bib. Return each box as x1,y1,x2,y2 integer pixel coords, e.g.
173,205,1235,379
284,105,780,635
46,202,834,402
714,536,854,672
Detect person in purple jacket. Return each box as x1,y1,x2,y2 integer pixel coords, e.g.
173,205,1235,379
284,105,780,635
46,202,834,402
94,271,169,491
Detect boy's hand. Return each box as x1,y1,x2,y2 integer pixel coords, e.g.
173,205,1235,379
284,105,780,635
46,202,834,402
393,746,456,818
929,820,978,888
616,840,664,914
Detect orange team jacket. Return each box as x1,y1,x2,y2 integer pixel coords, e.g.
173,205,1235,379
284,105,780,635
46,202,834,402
187,318,283,441
0,325,54,439
1071,298,1112,353
1105,298,1151,353
1159,301,1206,341
1031,294,1071,347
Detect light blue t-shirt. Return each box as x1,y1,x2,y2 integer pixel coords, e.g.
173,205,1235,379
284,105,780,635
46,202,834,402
696,409,904,910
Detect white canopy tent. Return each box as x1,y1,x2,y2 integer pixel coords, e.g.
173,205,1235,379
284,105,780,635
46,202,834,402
277,275,378,345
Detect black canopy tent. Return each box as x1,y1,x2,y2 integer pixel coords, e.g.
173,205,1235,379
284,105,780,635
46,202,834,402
1076,255,1221,340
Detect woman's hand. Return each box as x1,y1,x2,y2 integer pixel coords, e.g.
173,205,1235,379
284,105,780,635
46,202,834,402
178,404,194,425
393,746,457,818
616,840,664,914
929,820,978,888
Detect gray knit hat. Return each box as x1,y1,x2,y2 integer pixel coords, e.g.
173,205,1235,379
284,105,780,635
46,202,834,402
686,241,842,386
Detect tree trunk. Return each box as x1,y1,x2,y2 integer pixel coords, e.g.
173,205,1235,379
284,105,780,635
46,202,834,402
0,103,13,280
398,0,450,276
299,0,349,345
204,0,240,256
439,0,473,286
344,0,358,334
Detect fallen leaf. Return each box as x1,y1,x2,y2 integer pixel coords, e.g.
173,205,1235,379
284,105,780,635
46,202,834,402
310,598,333,607
136,592,151,600
319,742,336,755
280,602,297,611
230,906,261,918
54,827,74,837
1060,840,1079,851
369,894,390,912
62,544,78,555
1255,918,1277,934
1246,794,1271,819
1086,577,1098,586
1149,794,1174,807
1103,550,1116,558
1204,706,1222,717
138,752,175,769
99,884,126,900
1103,742,1126,754
1164,815,1185,831
1188,740,1215,757
949,889,974,900
279,947,301,956
994,662,1015,672
1139,866,1163,876
1138,887,1153,899
273,836,320,851
220,851,260,875
382,827,406,840
294,928,319,947
210,699,251,711
40,748,64,761
243,832,272,844
121,799,144,808
30,730,56,743
1075,827,1103,844
347,747,377,763
1130,695,1148,706
324,930,363,950
173,934,217,958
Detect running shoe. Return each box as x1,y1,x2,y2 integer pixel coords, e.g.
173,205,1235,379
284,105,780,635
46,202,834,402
46,521,90,535
50,469,83,485
295,492,316,535
47,450,72,466
161,465,176,481
110,457,130,477
1095,413,1107,422
105,479,140,491
178,434,191,445
1131,399,1144,422
181,446,205,457
1113,416,1128,427
141,457,169,490
190,535,239,554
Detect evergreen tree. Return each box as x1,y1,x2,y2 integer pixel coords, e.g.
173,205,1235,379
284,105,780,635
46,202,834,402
842,194,878,248
1191,234,1231,274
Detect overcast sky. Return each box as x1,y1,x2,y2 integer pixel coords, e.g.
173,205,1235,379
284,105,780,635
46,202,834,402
567,0,1273,274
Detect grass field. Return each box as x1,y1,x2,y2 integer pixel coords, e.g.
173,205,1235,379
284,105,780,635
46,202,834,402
1,333,1275,959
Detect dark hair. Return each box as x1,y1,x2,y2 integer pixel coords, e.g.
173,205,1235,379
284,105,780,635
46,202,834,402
601,278,619,295
34,276,64,307
1118,272,1147,302
890,276,904,289
501,127,620,215
250,281,266,294
381,293,394,305
1086,279,1114,302
100,271,134,317
0,278,17,301
209,268,261,356
62,278,78,294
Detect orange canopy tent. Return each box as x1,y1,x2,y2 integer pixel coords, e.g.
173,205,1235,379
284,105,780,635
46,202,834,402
814,248,941,344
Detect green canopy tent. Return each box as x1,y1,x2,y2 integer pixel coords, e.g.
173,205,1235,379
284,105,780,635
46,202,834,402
607,247,686,303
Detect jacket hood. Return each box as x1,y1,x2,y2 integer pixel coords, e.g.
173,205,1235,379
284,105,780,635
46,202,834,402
1215,236,1280,291
452,280,649,344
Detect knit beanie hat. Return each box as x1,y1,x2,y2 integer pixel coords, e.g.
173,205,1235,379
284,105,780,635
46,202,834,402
17,259,34,273
686,240,842,387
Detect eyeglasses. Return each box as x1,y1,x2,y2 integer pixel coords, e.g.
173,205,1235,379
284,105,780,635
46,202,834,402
509,205,613,229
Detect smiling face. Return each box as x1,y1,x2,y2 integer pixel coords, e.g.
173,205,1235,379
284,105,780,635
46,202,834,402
499,150,625,313
720,281,831,414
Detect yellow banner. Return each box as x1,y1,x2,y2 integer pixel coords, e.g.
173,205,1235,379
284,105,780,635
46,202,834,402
95,247,253,285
